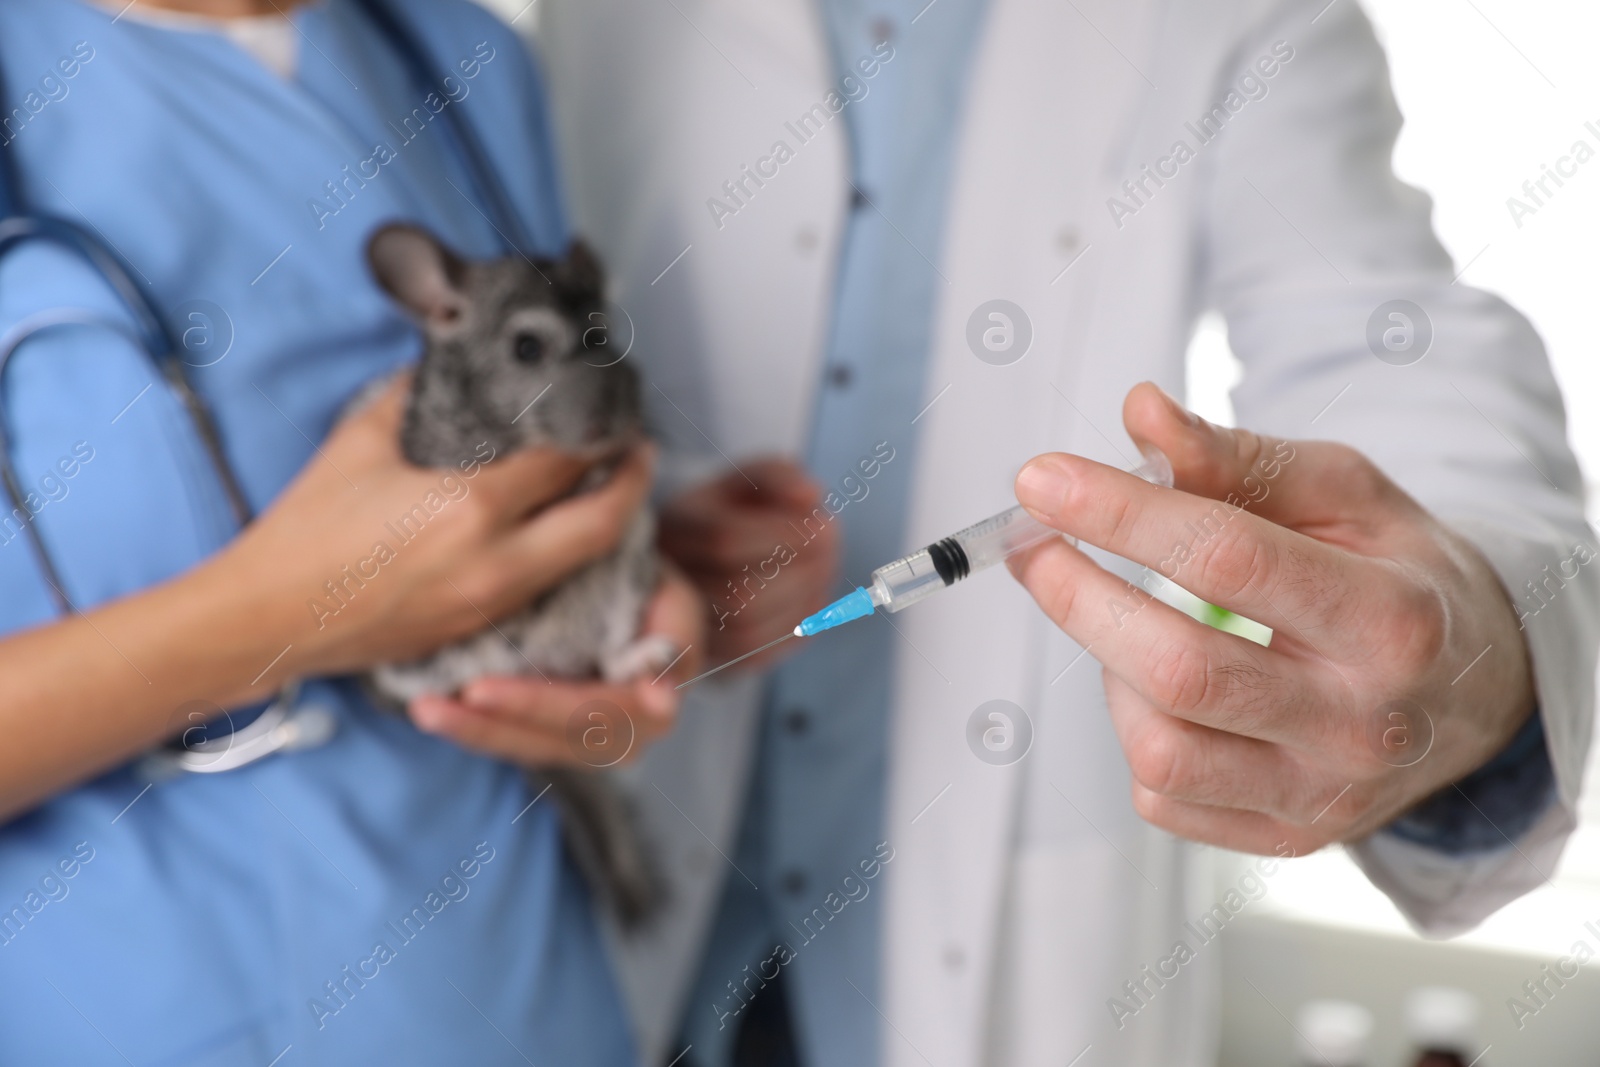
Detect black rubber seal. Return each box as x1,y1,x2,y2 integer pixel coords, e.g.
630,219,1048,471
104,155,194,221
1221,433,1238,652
927,537,970,586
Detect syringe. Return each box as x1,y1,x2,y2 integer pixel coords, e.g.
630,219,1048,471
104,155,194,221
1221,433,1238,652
794,453,1173,637
675,453,1173,689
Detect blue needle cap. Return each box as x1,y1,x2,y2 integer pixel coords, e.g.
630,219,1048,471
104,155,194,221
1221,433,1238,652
795,586,876,637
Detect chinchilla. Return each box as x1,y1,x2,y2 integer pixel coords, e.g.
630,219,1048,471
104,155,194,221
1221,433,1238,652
361,222,671,927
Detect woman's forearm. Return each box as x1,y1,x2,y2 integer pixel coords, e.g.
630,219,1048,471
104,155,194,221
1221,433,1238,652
0,552,297,822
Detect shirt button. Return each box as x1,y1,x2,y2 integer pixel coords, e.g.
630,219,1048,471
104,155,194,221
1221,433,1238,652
870,17,894,45
826,364,853,389
851,186,871,211
782,870,808,895
784,707,811,735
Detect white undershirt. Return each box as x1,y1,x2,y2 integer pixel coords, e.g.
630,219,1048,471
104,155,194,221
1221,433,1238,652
93,2,299,79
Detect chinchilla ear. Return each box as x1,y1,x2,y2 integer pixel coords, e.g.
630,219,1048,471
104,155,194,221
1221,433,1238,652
549,239,605,308
367,222,470,328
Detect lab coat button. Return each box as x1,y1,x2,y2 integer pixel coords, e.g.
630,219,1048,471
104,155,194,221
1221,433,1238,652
942,945,966,970
782,870,808,895
795,226,819,253
1056,226,1081,253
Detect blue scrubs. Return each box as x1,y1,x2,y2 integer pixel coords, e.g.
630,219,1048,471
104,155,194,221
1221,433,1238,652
0,3,634,1064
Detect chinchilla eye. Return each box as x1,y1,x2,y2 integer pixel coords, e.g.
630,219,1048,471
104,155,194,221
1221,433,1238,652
514,332,545,364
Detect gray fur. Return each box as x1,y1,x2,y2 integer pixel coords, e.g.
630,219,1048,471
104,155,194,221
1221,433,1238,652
363,223,668,926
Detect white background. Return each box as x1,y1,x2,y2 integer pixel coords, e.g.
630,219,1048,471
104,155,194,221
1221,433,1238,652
1186,2,1600,1061
1187,0,1600,965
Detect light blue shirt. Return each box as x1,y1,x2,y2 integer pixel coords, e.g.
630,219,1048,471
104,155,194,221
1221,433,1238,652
681,1,990,1064
0,3,631,1064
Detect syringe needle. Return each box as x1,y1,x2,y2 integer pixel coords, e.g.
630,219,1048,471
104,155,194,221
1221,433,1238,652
674,632,796,691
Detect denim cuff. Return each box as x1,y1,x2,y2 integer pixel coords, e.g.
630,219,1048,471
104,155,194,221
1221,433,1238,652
1383,708,1556,856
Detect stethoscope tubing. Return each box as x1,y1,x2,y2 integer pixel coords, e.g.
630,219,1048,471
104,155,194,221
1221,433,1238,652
0,308,143,614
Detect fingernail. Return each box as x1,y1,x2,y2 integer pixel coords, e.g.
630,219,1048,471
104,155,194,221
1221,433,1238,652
642,683,677,718
1153,384,1200,427
461,683,500,710
411,697,452,732
1016,457,1071,515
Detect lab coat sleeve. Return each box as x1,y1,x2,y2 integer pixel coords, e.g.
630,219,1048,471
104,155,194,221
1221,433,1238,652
1195,0,1600,934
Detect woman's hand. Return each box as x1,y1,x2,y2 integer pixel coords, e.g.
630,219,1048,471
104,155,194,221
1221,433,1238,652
0,375,666,820
406,564,705,767
217,376,655,680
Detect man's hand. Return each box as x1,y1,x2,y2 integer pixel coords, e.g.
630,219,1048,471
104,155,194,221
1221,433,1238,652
659,458,841,670
407,565,705,768
1007,382,1536,855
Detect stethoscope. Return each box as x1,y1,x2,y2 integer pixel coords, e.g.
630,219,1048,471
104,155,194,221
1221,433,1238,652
0,0,531,778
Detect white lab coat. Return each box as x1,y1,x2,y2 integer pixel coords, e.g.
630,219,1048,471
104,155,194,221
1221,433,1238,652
535,0,1600,1063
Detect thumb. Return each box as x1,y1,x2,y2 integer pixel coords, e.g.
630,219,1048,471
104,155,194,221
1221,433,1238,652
1121,382,1278,500
1120,381,1402,530
328,372,411,447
